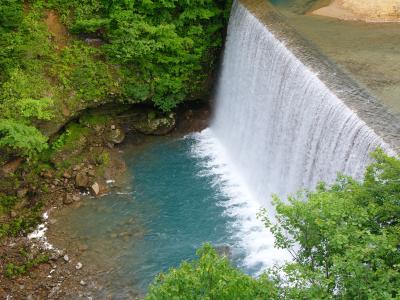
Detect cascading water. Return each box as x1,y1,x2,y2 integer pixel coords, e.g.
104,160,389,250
193,1,394,270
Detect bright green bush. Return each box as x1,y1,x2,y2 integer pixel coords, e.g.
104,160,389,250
146,244,277,300
53,42,117,104
0,119,48,158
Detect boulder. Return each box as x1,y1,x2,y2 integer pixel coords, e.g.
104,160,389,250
215,245,231,258
75,171,90,188
134,112,176,135
1,158,23,176
63,172,72,179
105,125,125,144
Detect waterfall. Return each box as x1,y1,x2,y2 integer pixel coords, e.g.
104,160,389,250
210,1,393,207
193,1,395,271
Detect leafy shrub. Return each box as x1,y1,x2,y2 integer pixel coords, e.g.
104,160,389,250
0,0,23,31
0,119,48,158
146,244,277,300
53,42,118,104
71,18,110,33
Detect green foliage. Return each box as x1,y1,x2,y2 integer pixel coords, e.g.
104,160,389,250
47,0,231,111
0,0,230,159
0,2,120,160
52,42,118,104
0,195,18,214
60,123,90,147
0,208,43,239
71,18,110,33
49,130,70,153
259,149,400,299
5,253,49,278
0,5,57,159
146,243,277,300
43,121,91,167
0,119,48,158
0,0,23,31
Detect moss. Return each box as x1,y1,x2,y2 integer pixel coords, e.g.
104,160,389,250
96,151,110,166
46,122,92,164
79,113,110,127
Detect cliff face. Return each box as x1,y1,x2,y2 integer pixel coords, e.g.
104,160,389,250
313,0,400,22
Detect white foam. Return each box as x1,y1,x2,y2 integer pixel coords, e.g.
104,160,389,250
189,129,291,273
28,210,59,252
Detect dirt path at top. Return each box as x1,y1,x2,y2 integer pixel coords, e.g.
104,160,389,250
44,11,70,50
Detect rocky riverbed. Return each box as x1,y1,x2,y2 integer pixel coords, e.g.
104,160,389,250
0,103,210,299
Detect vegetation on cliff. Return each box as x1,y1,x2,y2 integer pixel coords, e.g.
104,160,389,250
0,0,230,161
146,150,400,299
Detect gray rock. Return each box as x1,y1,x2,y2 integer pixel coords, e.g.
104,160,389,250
75,262,83,270
90,182,100,195
63,254,69,262
215,245,231,258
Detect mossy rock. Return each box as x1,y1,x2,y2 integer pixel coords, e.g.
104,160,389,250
133,111,176,135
